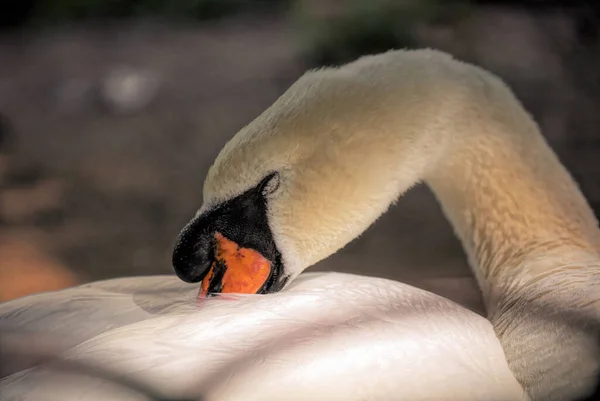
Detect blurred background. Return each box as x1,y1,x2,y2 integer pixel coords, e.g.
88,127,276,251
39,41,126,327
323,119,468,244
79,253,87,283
0,0,599,305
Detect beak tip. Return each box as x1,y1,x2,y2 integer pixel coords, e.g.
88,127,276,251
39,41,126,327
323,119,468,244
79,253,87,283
173,268,201,284
172,247,212,284
172,224,217,284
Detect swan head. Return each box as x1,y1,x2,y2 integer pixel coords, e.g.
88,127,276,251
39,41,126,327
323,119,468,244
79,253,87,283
172,50,450,296
172,171,288,295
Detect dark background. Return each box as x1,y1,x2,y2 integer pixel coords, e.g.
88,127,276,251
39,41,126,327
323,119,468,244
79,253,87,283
0,0,599,306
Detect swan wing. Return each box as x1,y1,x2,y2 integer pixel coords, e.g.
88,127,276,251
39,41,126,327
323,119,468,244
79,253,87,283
0,273,528,401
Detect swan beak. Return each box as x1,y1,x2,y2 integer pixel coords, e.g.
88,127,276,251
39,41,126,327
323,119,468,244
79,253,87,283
172,173,286,295
199,232,273,297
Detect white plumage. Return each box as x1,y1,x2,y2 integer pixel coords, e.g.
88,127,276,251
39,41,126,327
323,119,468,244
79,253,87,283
0,273,528,401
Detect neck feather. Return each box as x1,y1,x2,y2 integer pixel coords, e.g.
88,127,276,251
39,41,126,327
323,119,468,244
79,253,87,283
411,62,600,401
424,84,600,309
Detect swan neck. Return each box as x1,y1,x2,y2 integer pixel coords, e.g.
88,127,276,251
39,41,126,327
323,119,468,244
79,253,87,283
423,93,600,309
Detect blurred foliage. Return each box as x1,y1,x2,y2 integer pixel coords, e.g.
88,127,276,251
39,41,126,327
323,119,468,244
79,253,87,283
1,0,596,73
292,0,599,68
291,0,473,67
0,0,291,29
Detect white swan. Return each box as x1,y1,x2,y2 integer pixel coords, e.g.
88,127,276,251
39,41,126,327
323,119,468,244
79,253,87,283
1,48,598,400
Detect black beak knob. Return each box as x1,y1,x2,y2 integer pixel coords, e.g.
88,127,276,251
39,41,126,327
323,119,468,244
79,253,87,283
172,219,214,283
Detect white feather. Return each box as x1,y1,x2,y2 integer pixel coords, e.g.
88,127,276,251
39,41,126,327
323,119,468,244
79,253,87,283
0,273,528,401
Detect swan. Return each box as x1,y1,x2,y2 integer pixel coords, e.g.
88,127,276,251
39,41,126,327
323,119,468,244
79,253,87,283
1,48,598,400
170,48,600,399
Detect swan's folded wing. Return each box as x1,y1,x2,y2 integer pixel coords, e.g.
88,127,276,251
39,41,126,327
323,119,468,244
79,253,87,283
1,273,529,401
0,275,197,377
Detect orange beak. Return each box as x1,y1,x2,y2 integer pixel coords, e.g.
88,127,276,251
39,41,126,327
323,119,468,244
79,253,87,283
199,232,272,298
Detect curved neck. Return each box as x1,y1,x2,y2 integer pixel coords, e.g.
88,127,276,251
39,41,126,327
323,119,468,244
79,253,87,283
403,67,600,399
417,77,600,312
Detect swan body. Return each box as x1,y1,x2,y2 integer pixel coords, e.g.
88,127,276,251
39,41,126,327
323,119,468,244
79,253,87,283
0,273,528,401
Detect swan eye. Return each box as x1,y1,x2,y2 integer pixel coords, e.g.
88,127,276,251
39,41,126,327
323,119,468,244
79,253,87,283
260,172,280,196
